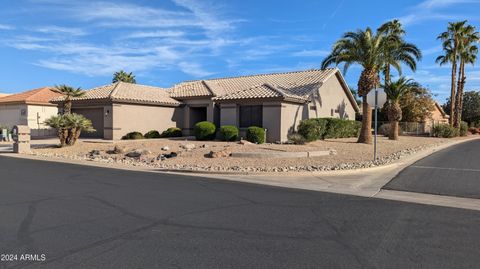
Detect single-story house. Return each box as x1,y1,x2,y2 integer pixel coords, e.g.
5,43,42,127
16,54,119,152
0,87,61,137
422,101,450,133
52,82,183,140
168,68,359,142
58,68,359,142
0,93,11,98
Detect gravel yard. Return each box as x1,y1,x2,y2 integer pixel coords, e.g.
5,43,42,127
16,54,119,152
26,135,466,173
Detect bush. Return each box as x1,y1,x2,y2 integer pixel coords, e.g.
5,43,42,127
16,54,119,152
378,123,404,137
160,127,182,138
432,124,459,138
323,118,361,139
468,127,479,134
287,133,306,145
219,125,239,141
122,131,144,140
298,118,328,142
246,126,265,144
460,121,469,137
194,121,216,140
144,130,161,139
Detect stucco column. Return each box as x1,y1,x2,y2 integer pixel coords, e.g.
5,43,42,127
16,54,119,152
262,102,282,143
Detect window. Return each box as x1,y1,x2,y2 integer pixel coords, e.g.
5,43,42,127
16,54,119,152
239,105,262,128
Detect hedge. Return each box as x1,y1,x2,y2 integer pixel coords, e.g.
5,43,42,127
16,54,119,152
144,130,161,139
460,121,469,137
219,125,239,141
160,127,182,138
246,126,265,144
194,121,216,140
122,131,144,140
298,118,360,141
432,124,459,138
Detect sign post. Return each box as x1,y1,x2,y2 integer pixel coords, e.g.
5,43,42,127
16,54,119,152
367,88,387,161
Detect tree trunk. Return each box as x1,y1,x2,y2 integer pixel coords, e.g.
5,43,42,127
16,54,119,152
64,97,72,115
449,60,457,126
389,121,399,140
357,95,372,144
455,60,466,128
384,65,391,85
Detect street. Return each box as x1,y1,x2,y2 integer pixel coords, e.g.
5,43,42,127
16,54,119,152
0,154,479,268
384,139,480,199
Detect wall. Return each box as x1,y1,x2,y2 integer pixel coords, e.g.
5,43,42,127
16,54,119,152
180,98,213,135
27,105,59,137
309,74,356,120
0,104,25,128
112,103,182,140
280,102,308,142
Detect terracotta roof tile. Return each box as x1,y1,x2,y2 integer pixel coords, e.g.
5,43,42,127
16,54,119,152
169,68,338,102
52,82,181,106
0,87,61,105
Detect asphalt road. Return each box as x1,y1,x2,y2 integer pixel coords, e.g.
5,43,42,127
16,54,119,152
384,139,480,199
1,156,480,269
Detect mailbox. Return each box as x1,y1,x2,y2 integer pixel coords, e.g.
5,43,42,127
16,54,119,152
12,125,30,153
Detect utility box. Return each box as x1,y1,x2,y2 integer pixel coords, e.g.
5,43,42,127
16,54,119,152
12,125,30,153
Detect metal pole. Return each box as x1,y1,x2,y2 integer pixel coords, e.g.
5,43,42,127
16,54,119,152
374,88,378,161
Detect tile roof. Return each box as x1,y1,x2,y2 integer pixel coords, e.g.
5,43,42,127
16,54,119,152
52,82,181,106
212,83,309,102
0,87,61,105
168,68,339,102
0,93,10,98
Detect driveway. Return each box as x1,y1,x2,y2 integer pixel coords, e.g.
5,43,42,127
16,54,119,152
1,155,480,268
383,139,480,199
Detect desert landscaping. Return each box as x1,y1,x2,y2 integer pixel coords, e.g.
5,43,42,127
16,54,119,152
24,135,465,173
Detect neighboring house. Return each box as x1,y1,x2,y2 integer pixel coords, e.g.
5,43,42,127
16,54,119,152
0,87,61,137
52,82,182,140
0,93,11,98
55,68,359,142
423,101,450,133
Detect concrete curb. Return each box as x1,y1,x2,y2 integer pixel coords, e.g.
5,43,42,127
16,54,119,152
230,150,332,158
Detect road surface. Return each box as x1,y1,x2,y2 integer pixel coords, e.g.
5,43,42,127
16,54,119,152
0,155,479,268
384,139,480,199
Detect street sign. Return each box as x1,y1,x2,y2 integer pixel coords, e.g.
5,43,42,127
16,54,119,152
366,88,387,108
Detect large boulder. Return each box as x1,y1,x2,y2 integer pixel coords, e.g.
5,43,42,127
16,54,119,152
207,149,231,158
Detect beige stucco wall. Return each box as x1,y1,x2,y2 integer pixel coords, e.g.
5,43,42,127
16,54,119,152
280,102,308,142
309,74,356,120
0,104,58,137
180,98,214,135
27,105,59,137
111,103,182,140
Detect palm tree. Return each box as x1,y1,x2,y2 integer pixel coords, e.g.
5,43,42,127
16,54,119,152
378,20,422,84
383,77,418,140
51,85,84,115
322,27,387,144
437,21,468,126
112,70,136,84
454,24,479,127
64,113,95,146
44,115,68,147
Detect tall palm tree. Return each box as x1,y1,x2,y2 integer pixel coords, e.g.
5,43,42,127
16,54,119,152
378,20,422,84
454,24,479,127
383,77,418,140
51,85,84,115
112,70,136,84
437,21,468,126
322,27,387,144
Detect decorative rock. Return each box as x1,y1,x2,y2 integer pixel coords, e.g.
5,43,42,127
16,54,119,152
161,146,170,151
207,149,231,158
89,150,100,156
181,143,196,150
238,140,252,145
113,145,126,154
126,150,142,158
200,144,208,148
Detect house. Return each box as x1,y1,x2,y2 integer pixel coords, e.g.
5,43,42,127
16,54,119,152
52,82,182,140
0,93,11,98
59,68,359,142
168,68,359,142
0,87,61,137
422,101,450,133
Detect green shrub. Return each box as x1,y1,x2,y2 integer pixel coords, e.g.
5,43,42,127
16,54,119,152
194,121,216,140
246,126,265,144
287,133,306,145
122,131,144,140
160,127,182,138
432,124,459,138
298,118,328,142
460,121,469,137
324,118,361,139
144,130,161,139
219,125,239,141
